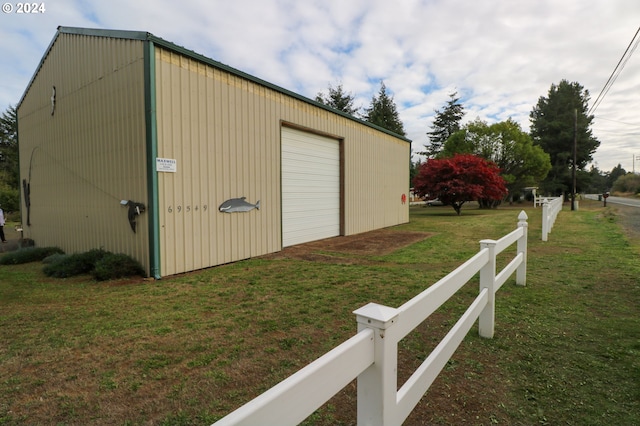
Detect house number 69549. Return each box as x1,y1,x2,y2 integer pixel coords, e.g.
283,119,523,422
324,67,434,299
167,205,207,213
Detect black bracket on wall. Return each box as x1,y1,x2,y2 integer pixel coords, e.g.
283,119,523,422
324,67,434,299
121,200,146,233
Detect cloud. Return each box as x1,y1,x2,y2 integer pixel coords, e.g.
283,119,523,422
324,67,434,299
1,0,639,171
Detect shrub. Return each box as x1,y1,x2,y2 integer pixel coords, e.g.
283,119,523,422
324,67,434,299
0,186,19,212
0,246,64,265
612,173,640,194
43,249,109,278
41,249,144,281
6,210,21,222
92,253,144,281
42,253,68,264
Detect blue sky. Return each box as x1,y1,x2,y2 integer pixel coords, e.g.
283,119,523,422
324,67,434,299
1,0,639,172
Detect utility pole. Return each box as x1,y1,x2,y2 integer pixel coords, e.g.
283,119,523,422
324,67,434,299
571,109,577,211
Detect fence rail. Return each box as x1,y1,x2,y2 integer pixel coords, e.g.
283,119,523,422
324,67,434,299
213,211,529,426
541,197,563,241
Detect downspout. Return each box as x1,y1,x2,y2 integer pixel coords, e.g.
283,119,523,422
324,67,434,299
144,39,161,279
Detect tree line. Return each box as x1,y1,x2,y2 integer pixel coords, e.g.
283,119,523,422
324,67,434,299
315,81,406,136
315,79,636,207
0,79,636,215
0,106,18,213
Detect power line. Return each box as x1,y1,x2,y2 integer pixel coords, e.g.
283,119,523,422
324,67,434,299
594,116,640,127
588,26,640,116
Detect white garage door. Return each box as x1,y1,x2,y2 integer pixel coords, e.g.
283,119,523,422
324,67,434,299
281,127,340,247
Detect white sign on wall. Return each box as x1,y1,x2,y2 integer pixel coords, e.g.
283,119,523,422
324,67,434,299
156,158,177,173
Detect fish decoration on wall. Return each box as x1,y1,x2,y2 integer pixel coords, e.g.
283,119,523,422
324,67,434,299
218,197,260,213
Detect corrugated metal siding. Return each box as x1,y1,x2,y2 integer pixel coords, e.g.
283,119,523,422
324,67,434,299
155,49,282,276
155,46,409,276
18,34,150,274
345,126,410,232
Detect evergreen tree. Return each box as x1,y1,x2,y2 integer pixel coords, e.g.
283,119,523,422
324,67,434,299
529,80,600,196
315,82,359,116
0,105,18,188
410,157,422,186
0,105,19,211
607,164,626,189
585,165,609,194
420,91,465,158
362,81,406,136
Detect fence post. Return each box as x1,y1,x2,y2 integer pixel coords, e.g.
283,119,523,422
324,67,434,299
541,198,549,241
516,210,528,286
478,239,497,338
353,303,400,426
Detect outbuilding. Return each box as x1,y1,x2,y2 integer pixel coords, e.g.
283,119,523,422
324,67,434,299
17,26,410,278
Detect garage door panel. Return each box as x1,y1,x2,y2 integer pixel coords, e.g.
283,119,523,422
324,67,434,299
282,127,340,247
281,157,338,173
282,180,340,191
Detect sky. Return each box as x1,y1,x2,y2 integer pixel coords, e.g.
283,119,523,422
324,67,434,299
1,0,639,173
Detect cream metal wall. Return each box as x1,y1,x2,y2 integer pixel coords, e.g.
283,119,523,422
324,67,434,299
154,46,409,277
18,34,151,274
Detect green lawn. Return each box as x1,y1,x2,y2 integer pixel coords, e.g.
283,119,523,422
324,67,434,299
1,200,638,425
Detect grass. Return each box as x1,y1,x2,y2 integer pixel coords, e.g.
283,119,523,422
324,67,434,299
0,200,639,425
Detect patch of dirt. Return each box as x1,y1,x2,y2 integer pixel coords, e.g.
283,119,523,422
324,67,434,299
264,229,434,262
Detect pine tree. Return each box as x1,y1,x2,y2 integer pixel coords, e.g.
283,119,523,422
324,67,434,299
421,92,465,158
315,82,359,116
362,81,406,136
529,80,599,195
0,105,19,211
0,105,18,189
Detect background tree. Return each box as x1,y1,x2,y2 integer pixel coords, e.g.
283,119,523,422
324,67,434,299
584,165,609,194
529,80,600,196
612,173,640,195
0,105,19,212
315,82,359,116
441,118,550,203
412,154,508,215
362,81,406,136
409,157,423,188
419,91,465,158
607,164,626,189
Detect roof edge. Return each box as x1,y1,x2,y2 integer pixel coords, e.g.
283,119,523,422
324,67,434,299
18,26,411,143
145,32,411,142
58,26,150,41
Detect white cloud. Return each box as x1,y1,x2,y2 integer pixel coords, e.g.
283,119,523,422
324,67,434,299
2,0,639,172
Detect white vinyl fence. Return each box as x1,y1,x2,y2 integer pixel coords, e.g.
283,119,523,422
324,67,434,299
213,211,529,426
533,195,548,207
541,197,563,241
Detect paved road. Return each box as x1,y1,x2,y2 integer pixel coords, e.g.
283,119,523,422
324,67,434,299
585,194,640,208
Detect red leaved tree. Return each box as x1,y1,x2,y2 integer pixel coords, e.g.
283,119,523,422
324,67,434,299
412,154,508,215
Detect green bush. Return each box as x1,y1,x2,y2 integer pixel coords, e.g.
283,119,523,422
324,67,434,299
42,253,68,264
5,210,21,222
92,253,144,281
612,173,640,194
40,249,144,281
0,186,19,212
0,246,64,265
43,249,109,278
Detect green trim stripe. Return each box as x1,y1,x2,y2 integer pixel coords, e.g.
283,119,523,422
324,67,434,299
143,41,161,279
